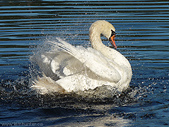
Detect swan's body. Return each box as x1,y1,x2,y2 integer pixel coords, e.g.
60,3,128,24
31,20,132,94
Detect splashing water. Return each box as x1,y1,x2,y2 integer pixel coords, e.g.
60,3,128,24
24,37,147,108
0,37,144,110
0,36,166,112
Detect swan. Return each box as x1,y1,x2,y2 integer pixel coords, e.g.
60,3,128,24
31,20,132,94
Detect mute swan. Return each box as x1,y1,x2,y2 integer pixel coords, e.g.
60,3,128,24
31,20,132,94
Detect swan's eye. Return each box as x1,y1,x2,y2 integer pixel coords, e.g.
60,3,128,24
111,30,116,37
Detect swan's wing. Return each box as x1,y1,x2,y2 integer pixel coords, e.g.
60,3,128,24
30,52,58,79
50,38,121,82
50,51,84,78
31,50,84,79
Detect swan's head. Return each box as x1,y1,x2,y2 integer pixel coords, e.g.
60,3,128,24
89,20,117,49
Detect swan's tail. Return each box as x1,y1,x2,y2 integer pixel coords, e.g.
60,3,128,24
31,73,66,94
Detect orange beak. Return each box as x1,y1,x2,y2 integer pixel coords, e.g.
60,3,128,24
110,35,117,49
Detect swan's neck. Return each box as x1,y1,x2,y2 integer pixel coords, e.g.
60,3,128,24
90,33,105,50
89,26,131,69
89,27,116,59
89,26,108,52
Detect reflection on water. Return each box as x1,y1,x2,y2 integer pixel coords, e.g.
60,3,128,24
0,0,169,126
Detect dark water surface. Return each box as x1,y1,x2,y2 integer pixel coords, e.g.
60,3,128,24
0,0,169,126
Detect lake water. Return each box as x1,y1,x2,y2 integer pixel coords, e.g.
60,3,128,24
0,0,169,126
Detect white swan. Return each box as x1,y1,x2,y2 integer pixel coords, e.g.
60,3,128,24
31,20,132,94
